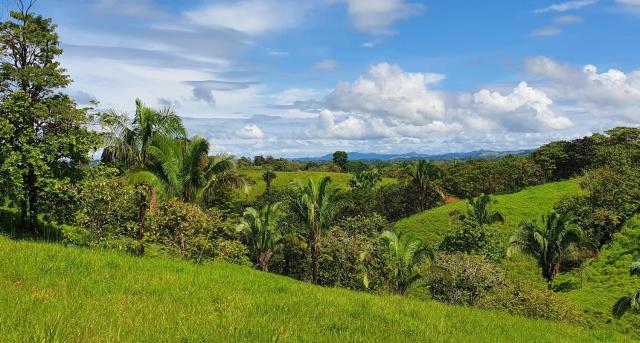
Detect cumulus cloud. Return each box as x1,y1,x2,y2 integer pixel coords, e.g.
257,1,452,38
186,0,310,35
534,0,599,13
236,124,265,139
329,0,424,36
325,63,446,124
471,82,574,131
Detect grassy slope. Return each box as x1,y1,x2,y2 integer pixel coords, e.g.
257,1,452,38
556,216,640,338
238,169,395,199
0,237,626,342
395,179,584,245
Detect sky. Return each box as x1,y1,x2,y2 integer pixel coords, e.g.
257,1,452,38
17,0,640,157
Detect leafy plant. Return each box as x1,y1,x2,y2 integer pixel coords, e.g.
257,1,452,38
612,257,640,319
237,202,286,271
379,230,434,295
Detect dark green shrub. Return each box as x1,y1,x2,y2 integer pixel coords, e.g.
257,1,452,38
438,219,504,261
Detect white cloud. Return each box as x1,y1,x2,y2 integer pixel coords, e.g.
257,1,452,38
186,0,310,35
471,82,574,131
313,59,338,71
329,0,423,36
325,63,446,124
553,15,584,23
524,56,640,122
534,0,599,13
236,124,265,139
531,26,563,36
616,0,640,6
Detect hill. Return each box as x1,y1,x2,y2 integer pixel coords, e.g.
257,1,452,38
394,179,584,245
295,149,532,162
0,236,626,342
556,216,640,338
238,169,396,200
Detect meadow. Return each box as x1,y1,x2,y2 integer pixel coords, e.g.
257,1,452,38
394,179,584,244
0,236,628,342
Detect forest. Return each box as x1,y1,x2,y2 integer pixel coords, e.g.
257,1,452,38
1,3,639,342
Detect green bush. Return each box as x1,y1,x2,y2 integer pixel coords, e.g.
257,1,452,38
428,254,504,306
479,281,584,324
438,219,504,261
212,238,251,266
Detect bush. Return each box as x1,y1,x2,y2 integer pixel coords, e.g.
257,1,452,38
428,254,504,306
212,238,251,266
479,281,584,324
438,219,504,261
374,184,415,221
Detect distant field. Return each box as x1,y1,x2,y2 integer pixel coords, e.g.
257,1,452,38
238,169,396,199
0,236,626,342
395,179,584,245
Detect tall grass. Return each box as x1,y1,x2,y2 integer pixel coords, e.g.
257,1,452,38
0,236,625,342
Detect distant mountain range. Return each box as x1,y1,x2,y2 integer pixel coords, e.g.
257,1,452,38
294,149,533,162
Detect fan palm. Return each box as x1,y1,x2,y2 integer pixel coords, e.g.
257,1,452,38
379,230,434,295
290,176,340,284
406,160,442,212
508,211,592,289
613,257,640,319
237,202,286,271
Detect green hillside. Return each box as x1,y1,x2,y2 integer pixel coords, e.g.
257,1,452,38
239,169,396,199
557,216,640,338
395,179,584,244
0,236,625,342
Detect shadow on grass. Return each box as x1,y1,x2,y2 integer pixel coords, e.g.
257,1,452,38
0,207,65,243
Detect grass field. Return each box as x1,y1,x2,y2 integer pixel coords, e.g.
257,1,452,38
238,169,396,199
0,236,627,342
556,216,640,338
395,179,584,245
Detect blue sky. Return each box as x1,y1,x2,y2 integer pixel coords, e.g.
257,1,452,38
24,0,640,157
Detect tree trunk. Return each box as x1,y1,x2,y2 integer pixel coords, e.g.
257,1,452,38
311,229,321,284
257,250,273,272
137,189,147,256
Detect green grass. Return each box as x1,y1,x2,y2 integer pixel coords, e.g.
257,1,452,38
238,169,396,200
0,236,626,342
395,179,584,245
556,216,640,338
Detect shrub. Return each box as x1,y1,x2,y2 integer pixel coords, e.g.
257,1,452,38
428,254,504,306
479,281,584,324
212,238,251,266
438,219,504,261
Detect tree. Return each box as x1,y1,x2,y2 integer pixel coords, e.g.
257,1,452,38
0,3,100,232
451,194,505,226
379,230,434,295
290,176,340,284
101,100,186,254
262,169,277,192
237,202,285,271
508,211,593,289
349,169,381,191
405,160,443,212
612,257,640,319
333,151,348,172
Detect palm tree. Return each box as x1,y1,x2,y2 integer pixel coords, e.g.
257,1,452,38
262,169,277,193
405,160,442,212
135,135,248,204
290,176,340,284
613,257,640,319
379,230,434,295
350,169,382,191
508,211,592,289
237,202,285,271
101,99,186,255
451,194,504,225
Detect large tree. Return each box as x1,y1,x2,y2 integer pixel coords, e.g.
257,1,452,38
508,211,592,289
332,151,348,172
0,2,99,232
290,176,340,284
